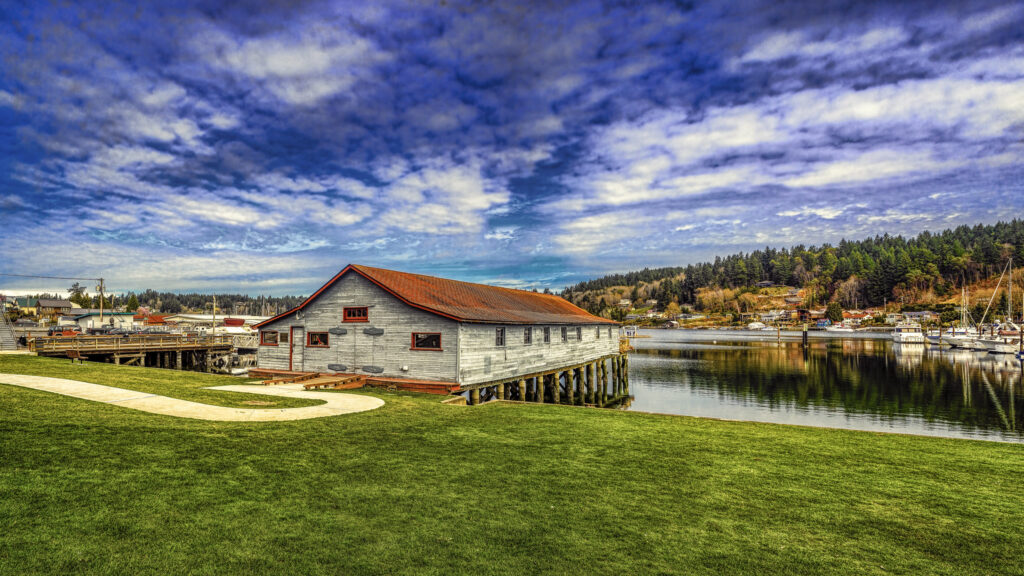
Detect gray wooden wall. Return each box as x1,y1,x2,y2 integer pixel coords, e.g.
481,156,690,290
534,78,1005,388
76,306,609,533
256,273,459,381
456,323,619,385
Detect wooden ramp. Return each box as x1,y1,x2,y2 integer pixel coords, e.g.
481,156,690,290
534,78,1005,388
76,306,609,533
252,368,457,395
302,374,366,391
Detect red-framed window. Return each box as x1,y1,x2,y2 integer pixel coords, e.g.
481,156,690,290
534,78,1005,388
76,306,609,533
411,332,442,351
260,330,279,346
343,307,368,322
307,332,329,347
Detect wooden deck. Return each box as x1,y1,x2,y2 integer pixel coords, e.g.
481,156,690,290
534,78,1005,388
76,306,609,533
250,368,458,395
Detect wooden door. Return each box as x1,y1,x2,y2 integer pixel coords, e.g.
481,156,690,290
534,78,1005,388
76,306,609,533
290,326,304,371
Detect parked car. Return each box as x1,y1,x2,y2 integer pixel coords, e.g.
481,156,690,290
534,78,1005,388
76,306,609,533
47,325,82,337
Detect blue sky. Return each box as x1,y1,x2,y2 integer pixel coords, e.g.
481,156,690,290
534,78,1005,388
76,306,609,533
1,0,1023,295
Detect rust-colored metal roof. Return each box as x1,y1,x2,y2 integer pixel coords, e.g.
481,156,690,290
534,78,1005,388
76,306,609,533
255,264,617,328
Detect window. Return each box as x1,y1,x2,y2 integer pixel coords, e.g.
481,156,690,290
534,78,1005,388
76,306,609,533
576,327,582,340
543,327,550,344
524,327,532,345
561,327,568,342
411,332,442,351
608,327,612,339
280,332,289,343
495,327,505,347
307,332,329,347
596,327,601,339
260,331,279,345
343,307,368,322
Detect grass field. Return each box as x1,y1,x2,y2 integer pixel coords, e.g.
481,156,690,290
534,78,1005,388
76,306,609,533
1,355,1023,575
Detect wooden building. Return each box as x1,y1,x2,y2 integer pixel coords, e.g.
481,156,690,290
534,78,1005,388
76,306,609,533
255,265,628,404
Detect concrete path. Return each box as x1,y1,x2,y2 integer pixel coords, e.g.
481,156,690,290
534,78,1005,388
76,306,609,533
0,373,384,421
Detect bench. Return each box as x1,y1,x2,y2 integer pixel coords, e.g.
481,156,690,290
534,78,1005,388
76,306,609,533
66,351,84,364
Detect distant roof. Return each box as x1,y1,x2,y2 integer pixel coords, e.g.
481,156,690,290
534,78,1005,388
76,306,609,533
37,299,72,307
256,264,617,328
16,297,38,307
73,312,135,319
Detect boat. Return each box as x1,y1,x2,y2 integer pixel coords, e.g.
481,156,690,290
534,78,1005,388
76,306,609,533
825,323,855,333
979,337,1021,354
892,321,925,344
746,321,767,330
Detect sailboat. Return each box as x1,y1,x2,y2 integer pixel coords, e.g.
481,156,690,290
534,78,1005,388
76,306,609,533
979,259,1021,354
945,286,986,350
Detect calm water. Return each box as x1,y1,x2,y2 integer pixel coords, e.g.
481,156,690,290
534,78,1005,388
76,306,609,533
626,329,1024,443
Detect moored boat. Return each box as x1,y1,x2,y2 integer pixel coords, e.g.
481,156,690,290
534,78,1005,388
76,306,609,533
892,321,925,344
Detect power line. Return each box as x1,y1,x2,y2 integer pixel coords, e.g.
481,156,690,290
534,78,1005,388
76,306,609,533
0,273,101,282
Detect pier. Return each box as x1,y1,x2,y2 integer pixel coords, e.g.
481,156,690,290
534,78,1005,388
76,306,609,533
30,334,236,371
458,353,630,408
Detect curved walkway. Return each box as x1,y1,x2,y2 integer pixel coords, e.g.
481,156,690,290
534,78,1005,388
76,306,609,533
0,373,384,421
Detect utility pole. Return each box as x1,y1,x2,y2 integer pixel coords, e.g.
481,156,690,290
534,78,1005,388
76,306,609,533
97,278,105,325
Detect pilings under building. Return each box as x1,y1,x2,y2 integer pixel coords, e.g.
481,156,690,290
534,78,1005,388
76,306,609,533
460,353,630,408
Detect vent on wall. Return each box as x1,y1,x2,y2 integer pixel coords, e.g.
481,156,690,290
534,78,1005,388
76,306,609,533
363,327,384,336
362,365,384,374
328,327,348,335
327,364,347,372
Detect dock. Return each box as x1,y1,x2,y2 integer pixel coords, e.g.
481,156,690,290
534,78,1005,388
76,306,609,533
30,334,235,370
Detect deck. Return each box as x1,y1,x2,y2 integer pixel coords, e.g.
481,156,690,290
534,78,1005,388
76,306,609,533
31,334,235,356
249,368,460,395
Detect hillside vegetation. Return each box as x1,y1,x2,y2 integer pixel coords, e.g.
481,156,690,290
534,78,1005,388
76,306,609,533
564,220,1024,318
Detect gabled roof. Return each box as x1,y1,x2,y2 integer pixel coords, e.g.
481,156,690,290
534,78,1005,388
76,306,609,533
37,299,72,308
255,264,617,328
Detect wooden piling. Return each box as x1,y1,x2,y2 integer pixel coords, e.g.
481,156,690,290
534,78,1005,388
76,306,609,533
470,388,480,406
497,382,505,401
518,379,526,401
552,372,560,404
534,376,543,403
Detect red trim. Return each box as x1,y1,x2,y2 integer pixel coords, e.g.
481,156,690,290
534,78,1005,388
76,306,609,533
260,330,279,346
343,307,369,323
306,332,329,348
410,332,443,351
289,326,298,370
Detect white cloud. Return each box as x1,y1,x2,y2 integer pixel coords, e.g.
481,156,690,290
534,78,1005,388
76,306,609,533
776,206,845,219
485,227,517,241
195,22,392,106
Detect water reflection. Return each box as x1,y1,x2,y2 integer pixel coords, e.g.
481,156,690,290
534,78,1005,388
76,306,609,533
628,330,1024,442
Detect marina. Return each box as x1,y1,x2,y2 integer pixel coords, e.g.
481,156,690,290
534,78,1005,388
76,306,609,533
626,329,1024,442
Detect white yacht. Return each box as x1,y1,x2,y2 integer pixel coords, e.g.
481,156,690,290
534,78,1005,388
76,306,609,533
825,323,855,333
892,321,925,344
746,321,767,330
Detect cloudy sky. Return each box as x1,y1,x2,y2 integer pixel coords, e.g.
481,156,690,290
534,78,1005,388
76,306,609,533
1,0,1022,295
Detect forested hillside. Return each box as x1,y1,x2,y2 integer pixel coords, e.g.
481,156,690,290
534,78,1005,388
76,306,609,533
564,220,1024,315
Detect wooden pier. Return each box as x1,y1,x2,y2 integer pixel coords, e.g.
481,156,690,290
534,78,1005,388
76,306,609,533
30,334,235,371
458,353,630,408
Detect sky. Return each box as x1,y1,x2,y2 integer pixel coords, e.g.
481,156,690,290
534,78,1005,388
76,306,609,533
1,0,1023,296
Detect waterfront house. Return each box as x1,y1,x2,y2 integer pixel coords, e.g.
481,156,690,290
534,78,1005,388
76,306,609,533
14,297,38,316
903,311,938,323
36,299,72,319
885,313,904,325
254,264,620,387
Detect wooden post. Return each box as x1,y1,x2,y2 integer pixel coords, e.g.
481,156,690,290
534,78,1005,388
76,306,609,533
576,367,584,405
470,388,480,406
618,354,626,393
518,379,526,402
585,363,593,404
535,376,543,403
496,382,505,401
552,372,561,404
176,351,182,370
802,323,808,348
602,359,609,403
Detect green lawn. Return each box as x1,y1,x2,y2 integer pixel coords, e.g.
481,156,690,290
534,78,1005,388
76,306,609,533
1,355,1022,575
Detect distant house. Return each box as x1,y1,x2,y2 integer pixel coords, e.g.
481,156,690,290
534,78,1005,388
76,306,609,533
71,312,136,330
903,311,938,323
885,313,904,325
842,311,872,326
645,299,658,307
15,297,38,316
36,299,72,318
755,281,774,288
617,299,631,309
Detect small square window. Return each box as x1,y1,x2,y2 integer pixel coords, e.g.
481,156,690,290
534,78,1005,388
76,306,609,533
561,327,567,342
343,307,368,322
260,331,279,345
280,332,289,343
543,327,550,343
412,332,442,350
307,332,329,347
524,327,532,345
576,327,582,340
495,327,506,347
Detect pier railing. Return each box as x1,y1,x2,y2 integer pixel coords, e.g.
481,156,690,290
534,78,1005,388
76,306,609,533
31,334,235,355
